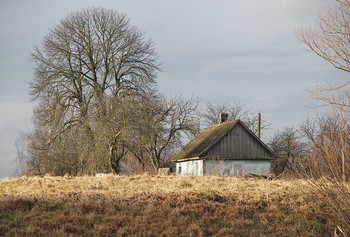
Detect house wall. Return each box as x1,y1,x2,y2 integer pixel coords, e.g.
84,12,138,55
204,159,270,176
176,160,203,176
176,159,270,176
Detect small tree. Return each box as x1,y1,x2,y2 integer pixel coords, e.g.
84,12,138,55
201,100,246,125
126,95,200,171
269,127,305,176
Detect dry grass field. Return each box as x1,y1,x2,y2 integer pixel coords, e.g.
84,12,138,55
0,175,335,236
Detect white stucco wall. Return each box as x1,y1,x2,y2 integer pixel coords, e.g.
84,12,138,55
176,159,270,176
176,160,203,176
204,159,270,176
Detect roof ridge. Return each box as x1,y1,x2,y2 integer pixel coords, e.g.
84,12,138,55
206,119,238,127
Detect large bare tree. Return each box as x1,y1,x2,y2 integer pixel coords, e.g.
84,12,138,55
30,7,159,127
20,8,160,175
296,0,350,111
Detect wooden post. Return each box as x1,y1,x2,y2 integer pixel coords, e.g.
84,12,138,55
342,150,345,182
258,113,261,139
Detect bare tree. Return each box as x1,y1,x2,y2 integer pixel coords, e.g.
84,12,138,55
147,95,200,169
297,1,350,232
126,95,200,171
243,112,270,135
18,8,160,175
296,0,350,74
269,127,306,176
201,100,269,135
297,110,350,233
201,100,246,125
15,130,46,176
296,0,350,111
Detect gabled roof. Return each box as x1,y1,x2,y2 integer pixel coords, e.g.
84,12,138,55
171,120,275,162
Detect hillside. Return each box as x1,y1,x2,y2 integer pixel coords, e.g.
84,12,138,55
0,175,334,236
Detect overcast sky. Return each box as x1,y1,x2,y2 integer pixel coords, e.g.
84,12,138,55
0,0,347,178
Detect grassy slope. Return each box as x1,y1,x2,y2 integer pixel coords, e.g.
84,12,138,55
0,175,334,237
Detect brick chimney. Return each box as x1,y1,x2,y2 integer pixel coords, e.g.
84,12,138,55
219,112,228,124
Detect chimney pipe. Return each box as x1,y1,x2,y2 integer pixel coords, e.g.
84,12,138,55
219,112,228,124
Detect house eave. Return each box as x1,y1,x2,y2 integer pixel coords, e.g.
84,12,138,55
174,156,272,162
174,157,200,162
204,157,273,161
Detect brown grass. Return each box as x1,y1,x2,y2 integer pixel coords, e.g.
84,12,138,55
0,175,335,236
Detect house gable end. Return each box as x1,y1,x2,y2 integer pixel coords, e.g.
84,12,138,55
202,122,273,159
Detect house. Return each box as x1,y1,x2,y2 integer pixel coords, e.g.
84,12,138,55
171,114,275,176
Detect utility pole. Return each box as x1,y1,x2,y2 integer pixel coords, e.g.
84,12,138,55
258,113,261,139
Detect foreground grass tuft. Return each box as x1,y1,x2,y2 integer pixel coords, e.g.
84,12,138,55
0,175,335,236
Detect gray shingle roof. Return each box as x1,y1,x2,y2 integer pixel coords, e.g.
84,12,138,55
171,120,238,161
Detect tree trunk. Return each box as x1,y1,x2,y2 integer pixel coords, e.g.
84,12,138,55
150,151,160,170
109,133,122,174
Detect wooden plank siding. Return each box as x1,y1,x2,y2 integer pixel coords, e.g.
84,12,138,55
203,123,271,159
